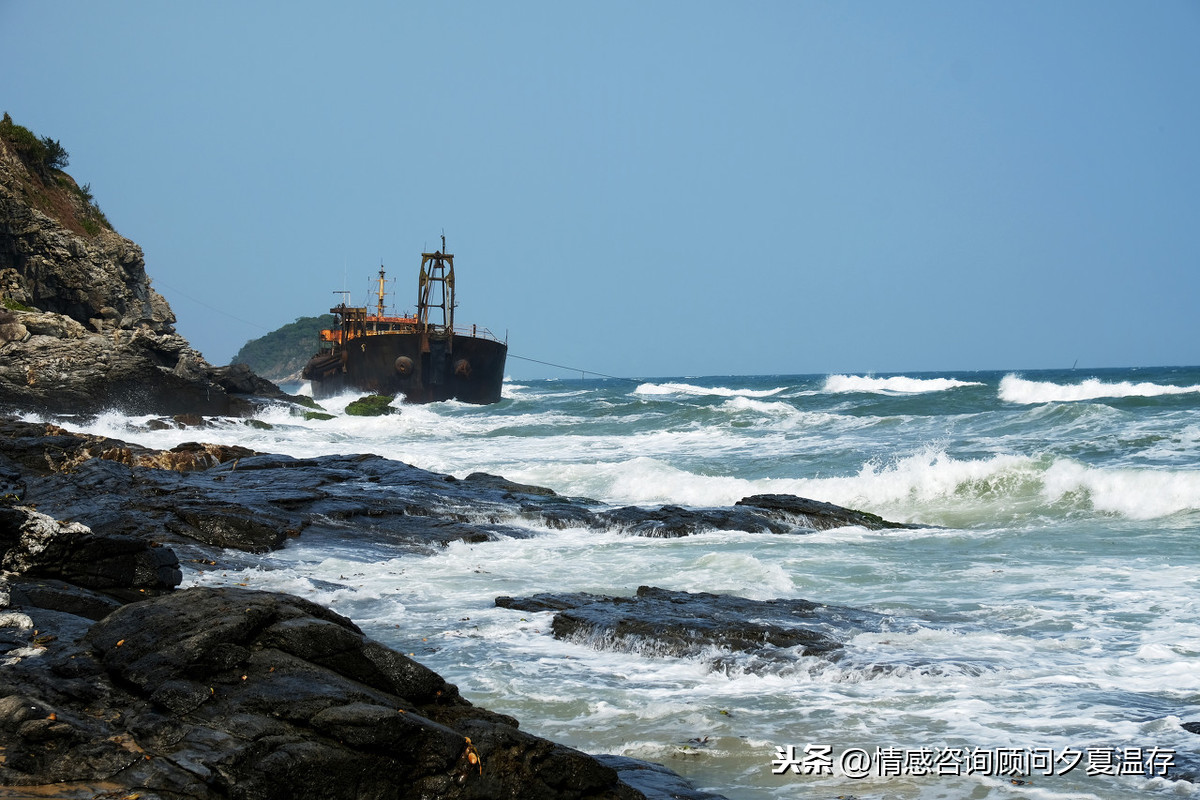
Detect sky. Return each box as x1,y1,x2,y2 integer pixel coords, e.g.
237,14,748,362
2,1,1197,379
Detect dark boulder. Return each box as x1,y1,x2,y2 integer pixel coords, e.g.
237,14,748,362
1,504,180,600
596,756,729,800
595,504,790,537
497,585,886,671
0,586,643,799
735,493,919,531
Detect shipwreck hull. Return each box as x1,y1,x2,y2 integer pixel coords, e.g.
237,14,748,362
304,332,507,404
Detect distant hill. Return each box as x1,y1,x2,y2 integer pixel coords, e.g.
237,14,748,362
231,315,334,383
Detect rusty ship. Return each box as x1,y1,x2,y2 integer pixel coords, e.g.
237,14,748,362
301,237,507,404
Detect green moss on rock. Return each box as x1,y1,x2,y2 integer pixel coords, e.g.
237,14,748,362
345,395,397,417
291,395,323,410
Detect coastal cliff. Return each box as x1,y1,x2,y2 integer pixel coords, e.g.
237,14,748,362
0,115,286,416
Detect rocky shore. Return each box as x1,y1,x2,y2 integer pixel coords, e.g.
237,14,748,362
0,416,921,798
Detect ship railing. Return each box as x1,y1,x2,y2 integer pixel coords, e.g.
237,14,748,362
452,324,505,344
320,323,505,345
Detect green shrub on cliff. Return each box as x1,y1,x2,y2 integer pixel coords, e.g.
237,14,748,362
2,112,111,237
1,113,69,173
41,136,69,170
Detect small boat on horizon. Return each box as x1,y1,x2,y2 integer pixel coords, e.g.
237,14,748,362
301,237,507,404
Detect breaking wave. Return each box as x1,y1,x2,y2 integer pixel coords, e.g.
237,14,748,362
823,375,984,394
511,448,1200,525
999,374,1200,404
633,382,787,398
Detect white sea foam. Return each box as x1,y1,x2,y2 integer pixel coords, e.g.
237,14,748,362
51,388,1199,527
718,396,797,416
176,493,1200,800
823,374,985,394
1041,459,1200,519
510,446,1200,525
632,382,786,398
1000,374,1200,404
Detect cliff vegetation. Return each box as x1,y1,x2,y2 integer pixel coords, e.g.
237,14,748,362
0,113,112,238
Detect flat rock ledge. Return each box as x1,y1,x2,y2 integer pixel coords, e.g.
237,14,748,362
0,419,920,565
496,586,886,673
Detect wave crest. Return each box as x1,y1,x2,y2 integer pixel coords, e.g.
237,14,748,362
823,375,984,395
633,382,786,398
999,374,1200,404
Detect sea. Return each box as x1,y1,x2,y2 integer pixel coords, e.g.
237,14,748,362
47,365,1200,799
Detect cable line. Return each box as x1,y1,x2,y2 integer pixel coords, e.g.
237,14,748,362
154,280,272,332
507,353,640,384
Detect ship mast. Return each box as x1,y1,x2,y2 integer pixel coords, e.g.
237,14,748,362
376,265,387,318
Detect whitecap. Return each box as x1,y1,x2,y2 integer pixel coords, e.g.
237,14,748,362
999,373,1200,404
1040,459,1200,520
632,382,786,398
823,374,985,394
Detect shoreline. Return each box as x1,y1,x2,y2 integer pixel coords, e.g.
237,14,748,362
3,413,911,799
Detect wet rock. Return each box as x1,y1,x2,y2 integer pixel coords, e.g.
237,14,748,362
595,756,729,800
345,394,398,416
735,493,919,531
497,586,885,669
0,586,643,799
595,496,918,538
2,418,919,563
5,577,123,621
463,471,559,497
0,504,180,599
596,504,790,537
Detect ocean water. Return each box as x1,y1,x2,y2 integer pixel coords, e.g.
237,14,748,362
50,366,1200,799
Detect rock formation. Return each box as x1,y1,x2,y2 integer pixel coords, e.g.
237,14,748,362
0,418,773,798
0,118,289,416
495,586,884,670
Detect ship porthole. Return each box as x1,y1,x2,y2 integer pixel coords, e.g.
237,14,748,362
394,356,414,376
454,359,472,378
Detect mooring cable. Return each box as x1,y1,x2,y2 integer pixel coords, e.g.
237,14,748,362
506,353,641,384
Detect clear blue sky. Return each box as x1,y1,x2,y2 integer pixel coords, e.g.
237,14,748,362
3,1,1197,379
